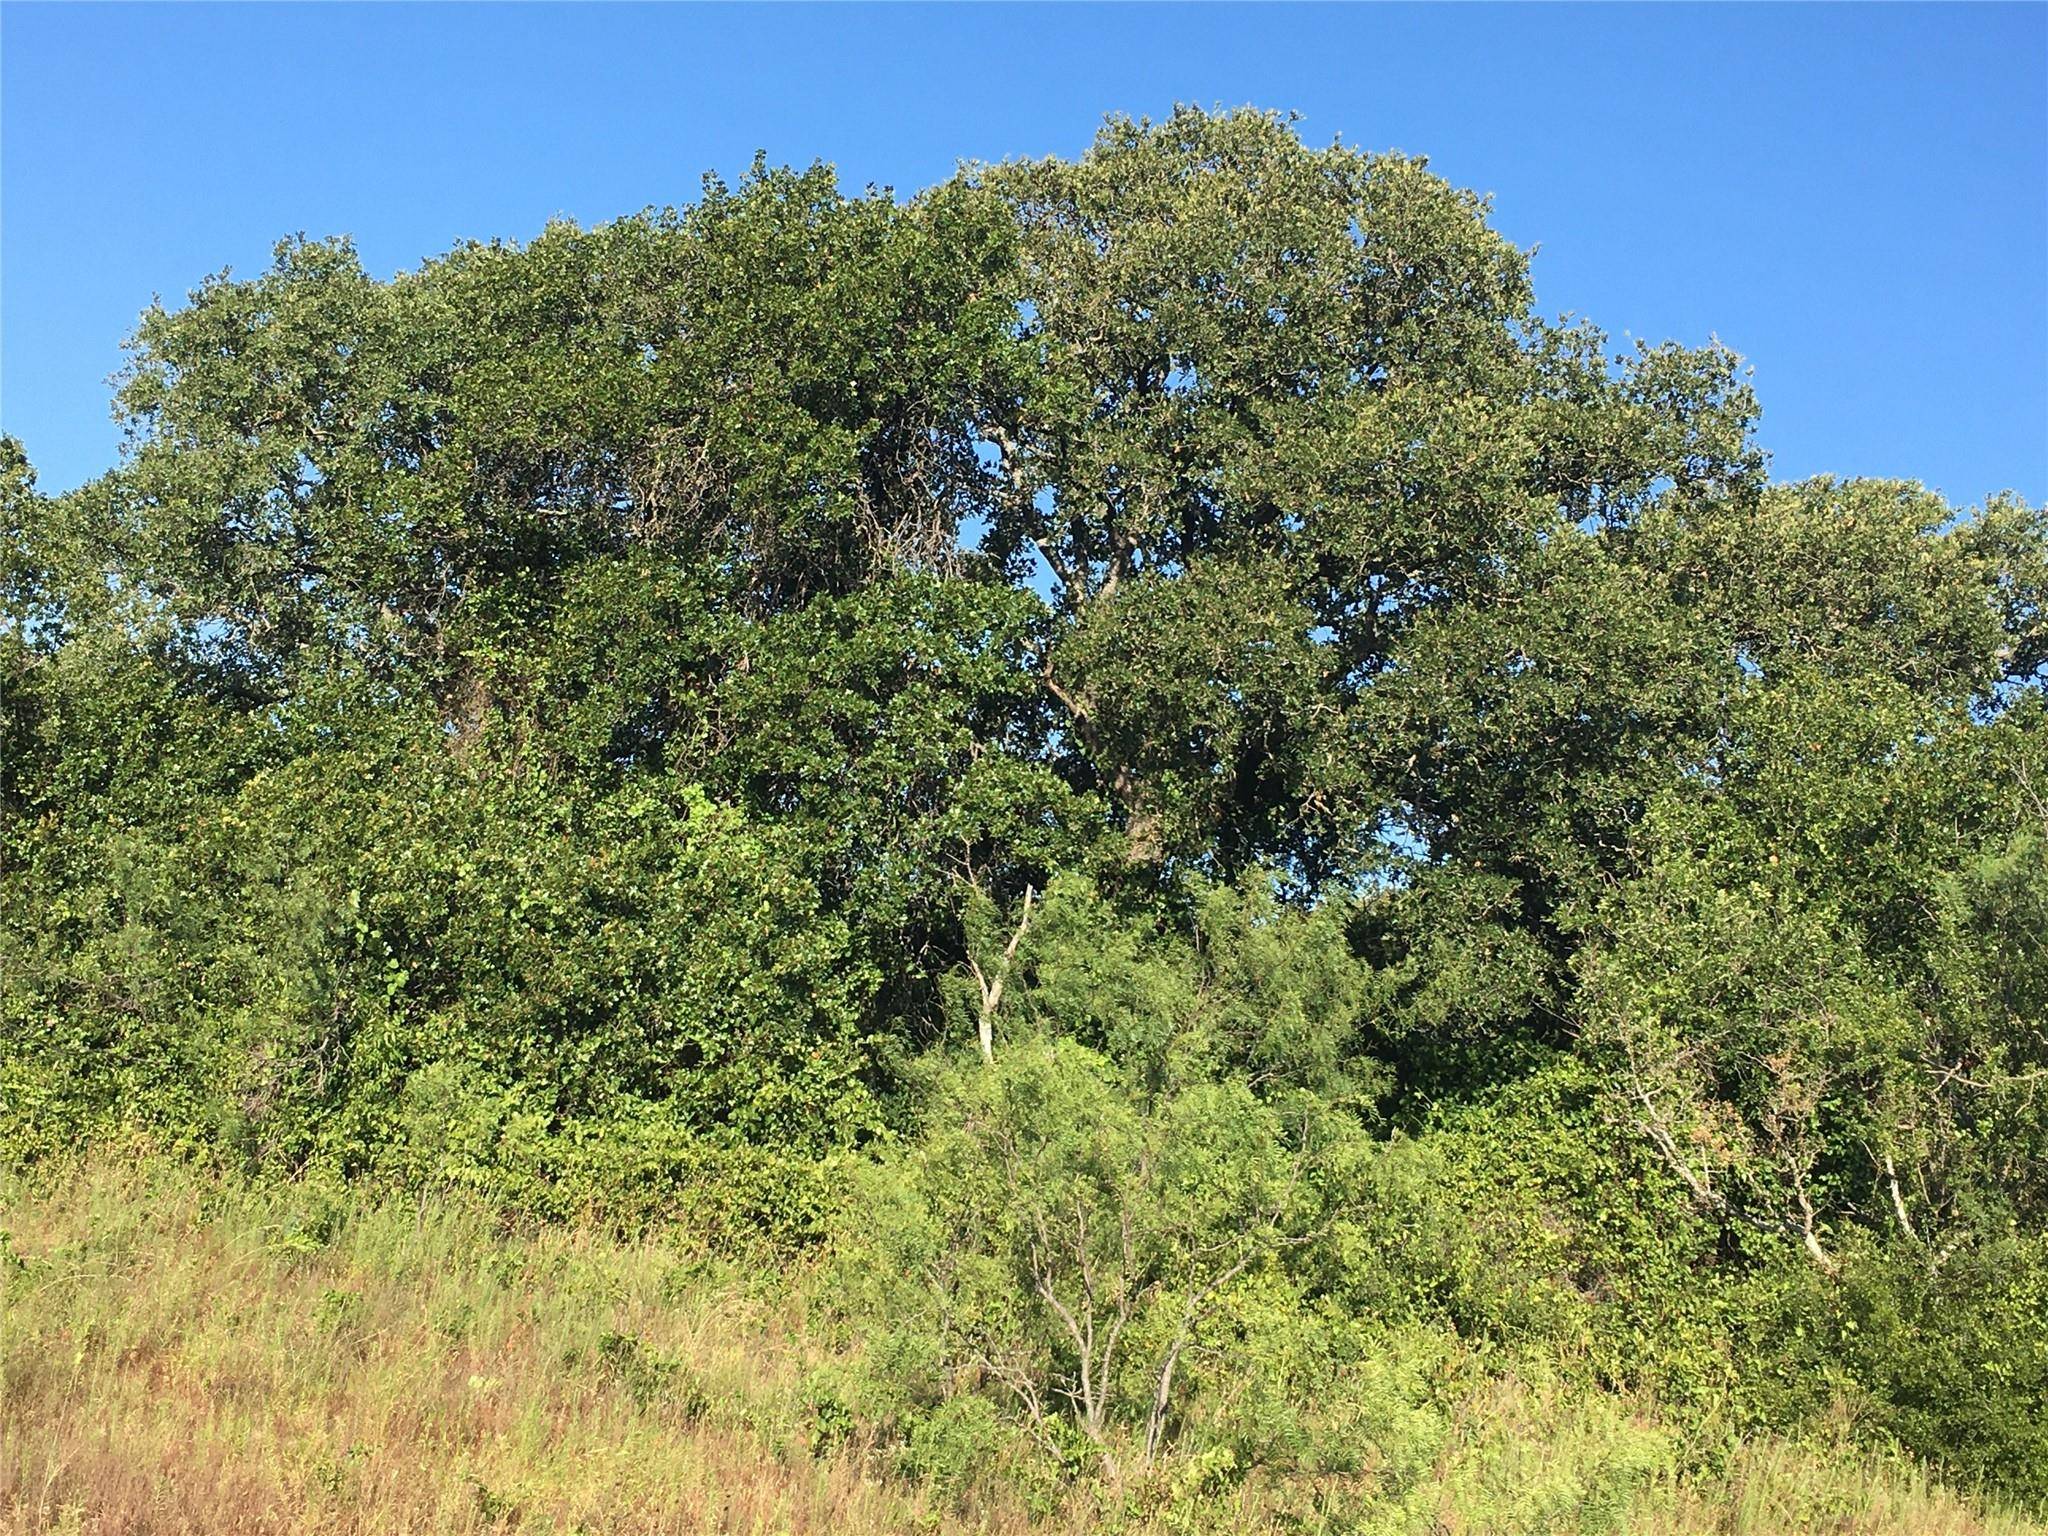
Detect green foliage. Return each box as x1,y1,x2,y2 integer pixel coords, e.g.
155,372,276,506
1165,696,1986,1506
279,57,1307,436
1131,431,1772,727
4,105,2045,1515
838,1033,1367,1461
1744,1231,2048,1508
0,723,879,1226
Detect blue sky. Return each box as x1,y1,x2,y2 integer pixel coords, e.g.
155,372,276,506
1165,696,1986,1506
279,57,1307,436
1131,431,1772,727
4,3,2043,503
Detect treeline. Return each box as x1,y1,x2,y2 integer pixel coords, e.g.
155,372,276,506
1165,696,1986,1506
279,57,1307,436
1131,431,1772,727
3,108,2045,1516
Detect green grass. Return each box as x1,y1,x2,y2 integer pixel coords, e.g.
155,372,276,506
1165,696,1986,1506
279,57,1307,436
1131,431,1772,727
1,1154,2037,1536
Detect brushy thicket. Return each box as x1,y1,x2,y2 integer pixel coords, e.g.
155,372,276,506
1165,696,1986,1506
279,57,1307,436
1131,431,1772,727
3,107,2045,1527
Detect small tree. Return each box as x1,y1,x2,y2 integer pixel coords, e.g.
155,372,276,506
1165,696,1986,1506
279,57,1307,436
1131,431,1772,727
849,1037,1349,1473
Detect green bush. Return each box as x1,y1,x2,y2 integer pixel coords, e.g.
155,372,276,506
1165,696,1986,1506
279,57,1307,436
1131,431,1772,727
5,105,2045,1517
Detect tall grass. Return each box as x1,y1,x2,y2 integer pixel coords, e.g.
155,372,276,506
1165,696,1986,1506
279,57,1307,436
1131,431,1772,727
1,1155,2036,1536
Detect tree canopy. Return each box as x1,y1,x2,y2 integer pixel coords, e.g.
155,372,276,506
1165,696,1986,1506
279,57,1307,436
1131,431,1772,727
4,106,2044,1508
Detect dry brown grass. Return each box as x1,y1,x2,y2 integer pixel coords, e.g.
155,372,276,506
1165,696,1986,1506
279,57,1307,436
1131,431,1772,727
1,1157,2036,1536
0,1164,973,1534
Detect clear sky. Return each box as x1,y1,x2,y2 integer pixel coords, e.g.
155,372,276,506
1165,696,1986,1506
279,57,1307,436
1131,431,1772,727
3,3,2043,503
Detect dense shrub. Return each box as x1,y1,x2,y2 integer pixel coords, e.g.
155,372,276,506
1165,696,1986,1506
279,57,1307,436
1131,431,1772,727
4,107,2044,1511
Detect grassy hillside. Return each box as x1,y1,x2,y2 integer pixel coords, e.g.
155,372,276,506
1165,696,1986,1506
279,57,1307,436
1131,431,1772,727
2,1156,2034,1536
